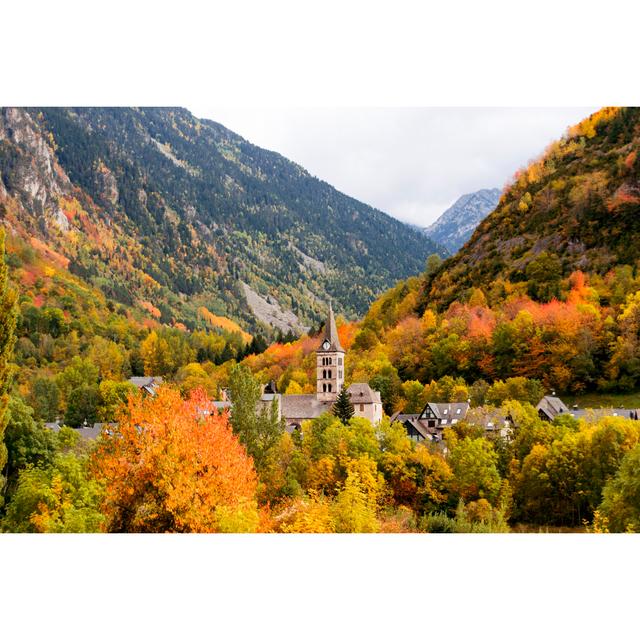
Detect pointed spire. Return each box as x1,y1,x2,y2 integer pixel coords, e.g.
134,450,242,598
321,300,343,352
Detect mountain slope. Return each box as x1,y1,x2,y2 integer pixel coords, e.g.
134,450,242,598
0,107,442,335
422,107,640,310
423,188,501,253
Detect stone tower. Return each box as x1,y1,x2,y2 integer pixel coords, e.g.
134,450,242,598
316,302,345,402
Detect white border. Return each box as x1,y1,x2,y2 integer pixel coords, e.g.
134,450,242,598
2,1,639,637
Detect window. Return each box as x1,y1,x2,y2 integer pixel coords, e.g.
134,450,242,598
328,383,332,393
338,370,342,379
441,419,448,425
322,383,326,392
443,409,448,414
360,404,364,411
456,408,461,414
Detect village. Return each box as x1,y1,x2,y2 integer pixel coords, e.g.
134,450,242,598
42,302,640,445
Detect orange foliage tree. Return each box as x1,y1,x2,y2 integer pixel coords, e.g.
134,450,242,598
91,386,259,532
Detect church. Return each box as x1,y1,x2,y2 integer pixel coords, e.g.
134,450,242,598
273,303,383,430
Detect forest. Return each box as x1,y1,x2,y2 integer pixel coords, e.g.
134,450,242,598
0,106,441,338
2,106,640,533
2,223,640,532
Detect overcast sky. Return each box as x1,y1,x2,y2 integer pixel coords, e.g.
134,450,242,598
191,107,596,227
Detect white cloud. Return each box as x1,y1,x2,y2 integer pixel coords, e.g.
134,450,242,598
191,107,596,227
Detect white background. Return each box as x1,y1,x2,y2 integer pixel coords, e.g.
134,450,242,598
2,1,639,638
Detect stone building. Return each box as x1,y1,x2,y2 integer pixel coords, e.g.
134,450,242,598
278,303,382,430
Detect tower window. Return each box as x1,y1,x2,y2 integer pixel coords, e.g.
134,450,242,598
328,383,332,393
323,383,326,393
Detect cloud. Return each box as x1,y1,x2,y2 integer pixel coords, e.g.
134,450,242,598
192,107,595,226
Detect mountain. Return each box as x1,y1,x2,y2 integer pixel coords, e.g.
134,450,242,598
0,107,442,336
422,188,501,253
423,107,640,310
307,107,640,397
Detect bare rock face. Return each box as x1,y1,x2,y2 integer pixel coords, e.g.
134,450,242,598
0,108,72,232
241,282,309,334
95,160,119,205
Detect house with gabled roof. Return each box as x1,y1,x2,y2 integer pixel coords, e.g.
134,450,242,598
536,394,640,422
392,399,511,443
128,376,163,396
392,401,469,443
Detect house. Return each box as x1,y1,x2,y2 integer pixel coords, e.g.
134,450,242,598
392,400,510,443
536,394,570,421
536,394,640,422
44,420,115,440
128,376,163,396
347,383,383,424
392,401,471,443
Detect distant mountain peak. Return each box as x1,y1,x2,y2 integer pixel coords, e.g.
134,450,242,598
423,187,501,253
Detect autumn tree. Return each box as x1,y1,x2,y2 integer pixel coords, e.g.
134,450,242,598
91,387,259,533
447,434,501,504
525,251,562,302
425,253,443,276
599,443,640,532
3,450,105,533
0,228,17,506
87,336,130,380
400,380,428,413
27,377,60,421
97,380,136,422
331,461,381,533
140,330,173,377
64,384,100,427
378,419,452,516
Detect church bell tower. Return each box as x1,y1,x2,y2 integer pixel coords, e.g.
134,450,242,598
316,302,345,402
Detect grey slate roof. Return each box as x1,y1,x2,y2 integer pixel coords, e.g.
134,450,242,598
537,396,640,422
347,383,381,404
536,395,570,420
128,376,163,396
43,421,114,440
280,394,332,420
421,402,469,422
567,407,639,421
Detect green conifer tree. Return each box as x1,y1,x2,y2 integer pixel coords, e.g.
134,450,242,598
228,364,283,473
0,229,18,506
332,387,354,424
